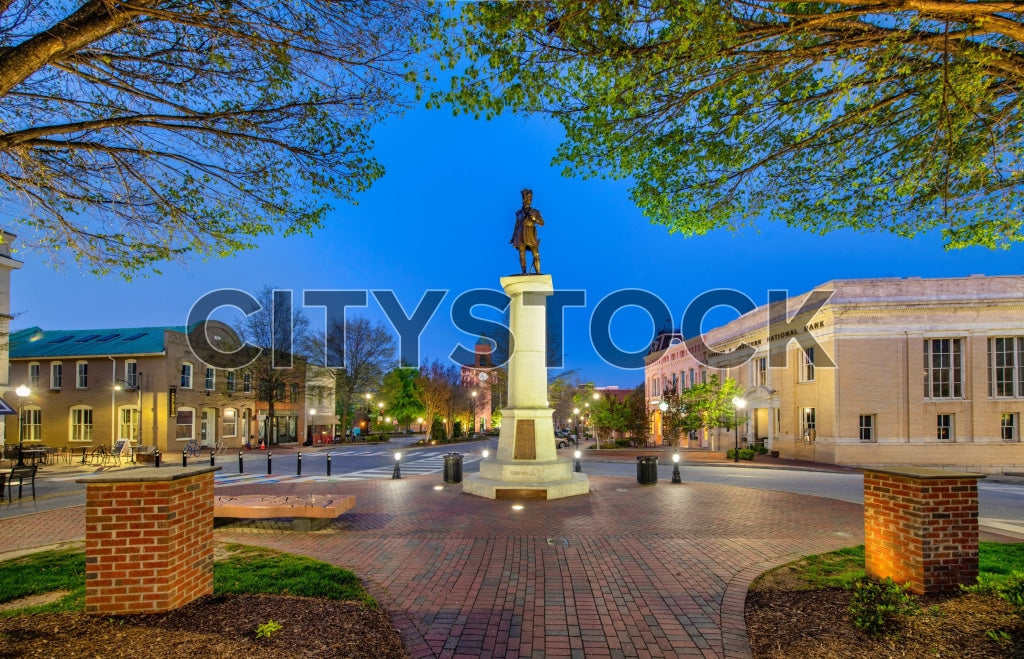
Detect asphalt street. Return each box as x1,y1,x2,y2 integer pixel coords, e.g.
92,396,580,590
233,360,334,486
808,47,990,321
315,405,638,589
3,437,1023,539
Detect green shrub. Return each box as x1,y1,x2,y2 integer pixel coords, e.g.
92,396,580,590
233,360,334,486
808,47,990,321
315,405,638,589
848,577,919,636
1004,573,1024,612
726,448,755,460
255,620,283,638
753,444,769,454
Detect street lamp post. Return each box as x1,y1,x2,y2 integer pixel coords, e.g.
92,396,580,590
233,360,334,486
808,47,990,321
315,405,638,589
15,385,30,466
659,401,669,446
732,397,747,463
471,390,478,435
307,408,316,444
364,393,372,437
592,392,600,449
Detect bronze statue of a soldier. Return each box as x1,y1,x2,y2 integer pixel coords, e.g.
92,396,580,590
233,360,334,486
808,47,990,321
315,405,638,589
510,188,544,274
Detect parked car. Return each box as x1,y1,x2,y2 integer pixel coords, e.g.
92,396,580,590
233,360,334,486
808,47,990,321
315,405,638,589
556,433,578,449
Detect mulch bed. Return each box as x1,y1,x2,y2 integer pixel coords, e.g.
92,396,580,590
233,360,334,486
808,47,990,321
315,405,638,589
0,593,408,658
745,568,1024,658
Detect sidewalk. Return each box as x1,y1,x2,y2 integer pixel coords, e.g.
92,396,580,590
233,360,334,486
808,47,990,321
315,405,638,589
0,473,866,658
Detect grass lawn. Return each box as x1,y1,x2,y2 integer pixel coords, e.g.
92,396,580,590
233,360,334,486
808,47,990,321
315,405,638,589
782,542,1024,590
0,543,374,616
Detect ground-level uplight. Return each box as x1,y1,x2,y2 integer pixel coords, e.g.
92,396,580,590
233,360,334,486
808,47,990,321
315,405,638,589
511,504,524,511
392,451,402,479
672,453,682,483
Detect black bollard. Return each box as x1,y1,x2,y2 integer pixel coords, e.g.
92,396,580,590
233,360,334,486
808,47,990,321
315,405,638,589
326,452,332,477
238,451,244,474
182,449,188,468
297,452,302,476
267,452,272,475
210,451,215,467
154,449,161,468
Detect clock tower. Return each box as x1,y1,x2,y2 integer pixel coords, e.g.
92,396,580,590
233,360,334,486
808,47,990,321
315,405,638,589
461,337,495,432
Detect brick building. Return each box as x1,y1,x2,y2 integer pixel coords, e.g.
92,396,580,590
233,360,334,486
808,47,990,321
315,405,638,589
645,275,1024,474
460,337,497,432
7,322,314,454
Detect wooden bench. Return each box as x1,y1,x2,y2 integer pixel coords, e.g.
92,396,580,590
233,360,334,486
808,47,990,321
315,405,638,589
213,494,356,531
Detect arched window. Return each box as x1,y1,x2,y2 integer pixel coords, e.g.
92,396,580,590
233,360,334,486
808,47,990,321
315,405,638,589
125,360,138,388
76,360,89,388
176,407,195,441
180,362,193,389
69,406,93,442
117,404,140,443
223,408,238,437
22,406,41,441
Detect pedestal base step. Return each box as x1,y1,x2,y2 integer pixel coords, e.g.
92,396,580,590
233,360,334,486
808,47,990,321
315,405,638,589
462,473,590,500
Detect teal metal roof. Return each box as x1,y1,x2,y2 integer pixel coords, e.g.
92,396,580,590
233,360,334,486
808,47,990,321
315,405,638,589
10,325,183,359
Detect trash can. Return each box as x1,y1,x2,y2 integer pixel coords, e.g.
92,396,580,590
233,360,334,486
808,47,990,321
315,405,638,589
636,455,658,485
443,452,463,483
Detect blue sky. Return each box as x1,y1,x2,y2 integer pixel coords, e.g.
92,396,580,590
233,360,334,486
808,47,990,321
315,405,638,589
11,104,1024,387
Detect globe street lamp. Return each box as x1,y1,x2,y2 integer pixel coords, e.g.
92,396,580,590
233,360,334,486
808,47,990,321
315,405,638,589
732,397,747,463
15,385,30,466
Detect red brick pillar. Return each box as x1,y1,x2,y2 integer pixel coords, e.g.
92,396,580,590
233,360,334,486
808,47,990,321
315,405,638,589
77,466,220,615
863,467,984,595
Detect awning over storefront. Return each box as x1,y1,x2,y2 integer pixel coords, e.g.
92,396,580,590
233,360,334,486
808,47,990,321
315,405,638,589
0,397,16,415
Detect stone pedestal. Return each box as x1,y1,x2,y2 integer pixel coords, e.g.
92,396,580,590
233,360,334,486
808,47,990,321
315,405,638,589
463,274,589,500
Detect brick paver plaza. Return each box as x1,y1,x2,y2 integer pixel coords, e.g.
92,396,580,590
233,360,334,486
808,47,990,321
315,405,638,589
0,473,865,658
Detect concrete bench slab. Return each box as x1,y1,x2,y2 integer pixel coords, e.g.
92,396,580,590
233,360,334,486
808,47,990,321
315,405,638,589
213,494,355,531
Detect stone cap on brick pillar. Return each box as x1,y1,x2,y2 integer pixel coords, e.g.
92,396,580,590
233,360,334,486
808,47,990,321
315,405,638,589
76,465,221,484
860,466,987,481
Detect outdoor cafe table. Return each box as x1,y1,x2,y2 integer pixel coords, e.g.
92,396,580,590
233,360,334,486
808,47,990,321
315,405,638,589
19,448,48,466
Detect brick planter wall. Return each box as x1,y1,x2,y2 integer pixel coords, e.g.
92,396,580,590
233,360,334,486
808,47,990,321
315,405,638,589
77,466,220,615
863,467,984,595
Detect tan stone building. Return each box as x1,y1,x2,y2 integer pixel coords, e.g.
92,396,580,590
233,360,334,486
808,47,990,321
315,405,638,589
7,322,315,456
0,231,24,450
645,275,1024,474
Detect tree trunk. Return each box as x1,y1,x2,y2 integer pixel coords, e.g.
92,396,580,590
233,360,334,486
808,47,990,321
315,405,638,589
0,1,152,98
